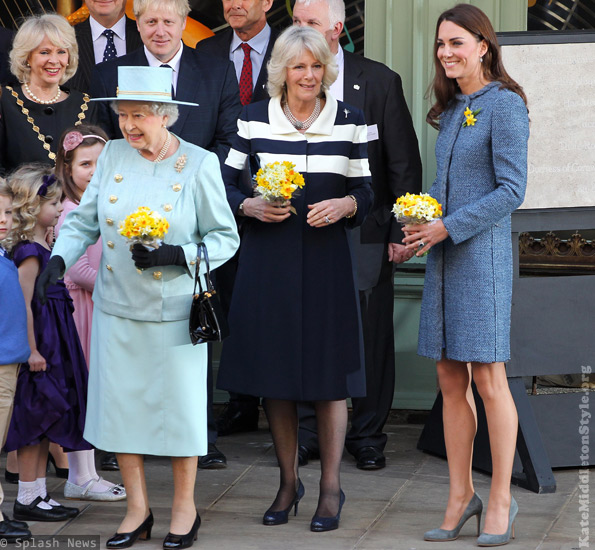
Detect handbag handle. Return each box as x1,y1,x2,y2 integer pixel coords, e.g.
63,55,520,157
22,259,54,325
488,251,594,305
192,242,214,296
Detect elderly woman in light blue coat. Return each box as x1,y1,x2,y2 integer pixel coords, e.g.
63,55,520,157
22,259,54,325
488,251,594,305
38,67,239,549
403,5,529,548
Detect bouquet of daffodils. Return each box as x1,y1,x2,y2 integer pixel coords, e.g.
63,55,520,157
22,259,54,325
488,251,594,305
119,206,169,249
392,193,442,225
254,161,305,215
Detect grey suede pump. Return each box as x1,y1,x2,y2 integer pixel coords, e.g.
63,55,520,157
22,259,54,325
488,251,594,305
423,493,483,542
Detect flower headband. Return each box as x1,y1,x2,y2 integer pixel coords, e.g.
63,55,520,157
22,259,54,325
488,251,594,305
38,174,57,197
63,131,107,152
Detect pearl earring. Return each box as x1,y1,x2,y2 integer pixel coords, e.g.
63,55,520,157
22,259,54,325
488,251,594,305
480,56,484,63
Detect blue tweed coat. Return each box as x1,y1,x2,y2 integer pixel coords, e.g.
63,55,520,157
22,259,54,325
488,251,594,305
418,82,529,363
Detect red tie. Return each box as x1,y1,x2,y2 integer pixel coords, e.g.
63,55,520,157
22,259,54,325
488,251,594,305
239,43,253,106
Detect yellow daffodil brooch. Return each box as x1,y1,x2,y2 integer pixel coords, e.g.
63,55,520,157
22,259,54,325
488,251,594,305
462,106,482,127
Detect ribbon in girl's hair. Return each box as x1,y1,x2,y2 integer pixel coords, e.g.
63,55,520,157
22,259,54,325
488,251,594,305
63,131,106,152
38,174,57,197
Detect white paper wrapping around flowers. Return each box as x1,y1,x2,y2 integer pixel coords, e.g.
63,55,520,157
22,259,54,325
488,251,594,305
501,41,595,209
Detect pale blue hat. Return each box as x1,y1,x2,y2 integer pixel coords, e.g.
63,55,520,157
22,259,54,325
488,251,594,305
90,66,198,107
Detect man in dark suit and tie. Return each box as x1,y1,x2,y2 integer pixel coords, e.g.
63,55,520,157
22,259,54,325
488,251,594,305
90,0,241,165
193,0,278,453
67,0,143,93
293,0,422,470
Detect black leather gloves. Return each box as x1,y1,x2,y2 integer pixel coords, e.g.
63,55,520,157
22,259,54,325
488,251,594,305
131,243,186,269
36,255,66,305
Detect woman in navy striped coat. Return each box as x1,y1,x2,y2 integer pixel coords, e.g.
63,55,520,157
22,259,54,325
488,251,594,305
218,26,372,532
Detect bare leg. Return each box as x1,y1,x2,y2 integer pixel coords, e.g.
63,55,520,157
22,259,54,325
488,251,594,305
262,399,299,511
49,442,68,470
6,451,18,474
437,358,477,530
17,443,43,483
473,362,518,534
116,453,150,533
170,456,198,534
313,399,347,517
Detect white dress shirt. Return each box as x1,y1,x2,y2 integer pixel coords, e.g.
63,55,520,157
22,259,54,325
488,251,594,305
144,42,184,95
230,23,271,90
329,47,345,101
90,15,127,64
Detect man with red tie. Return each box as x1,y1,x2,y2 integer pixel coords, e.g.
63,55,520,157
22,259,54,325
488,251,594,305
194,1,278,460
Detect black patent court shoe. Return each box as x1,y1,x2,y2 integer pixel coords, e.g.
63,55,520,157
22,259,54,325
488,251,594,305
310,490,345,532
263,479,305,526
106,510,154,549
163,512,201,549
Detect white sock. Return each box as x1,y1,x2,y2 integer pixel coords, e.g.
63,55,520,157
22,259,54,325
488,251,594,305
36,477,60,506
18,480,52,509
67,450,93,486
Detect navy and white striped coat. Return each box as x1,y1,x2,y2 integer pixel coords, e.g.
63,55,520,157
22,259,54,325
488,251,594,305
217,93,373,401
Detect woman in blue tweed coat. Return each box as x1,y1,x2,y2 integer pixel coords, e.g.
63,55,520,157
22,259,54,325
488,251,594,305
404,5,529,547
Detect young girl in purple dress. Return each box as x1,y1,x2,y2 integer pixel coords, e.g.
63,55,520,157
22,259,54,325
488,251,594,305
5,164,90,522
54,125,125,502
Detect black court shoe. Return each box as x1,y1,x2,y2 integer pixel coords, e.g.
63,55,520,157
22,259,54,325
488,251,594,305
106,510,154,549
163,512,201,549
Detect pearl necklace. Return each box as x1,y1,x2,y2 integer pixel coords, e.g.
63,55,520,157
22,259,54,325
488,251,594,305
283,97,321,131
23,82,61,105
139,130,171,163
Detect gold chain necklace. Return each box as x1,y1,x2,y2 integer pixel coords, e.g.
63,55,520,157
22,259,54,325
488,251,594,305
6,86,90,164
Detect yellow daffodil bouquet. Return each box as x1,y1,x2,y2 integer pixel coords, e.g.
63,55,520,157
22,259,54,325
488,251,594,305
392,193,442,226
254,161,305,215
118,206,169,249
392,193,442,257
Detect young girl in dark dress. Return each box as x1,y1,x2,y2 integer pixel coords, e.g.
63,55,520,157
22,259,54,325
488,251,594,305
6,163,90,522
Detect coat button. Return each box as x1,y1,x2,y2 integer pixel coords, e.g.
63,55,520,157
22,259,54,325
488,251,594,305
107,241,115,248
106,218,114,226
114,174,123,183
172,184,182,192
163,203,172,212
109,195,118,203
153,271,162,280
106,265,113,271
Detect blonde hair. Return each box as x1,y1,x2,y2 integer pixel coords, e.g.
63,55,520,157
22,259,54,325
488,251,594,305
10,13,78,85
134,0,190,20
9,164,61,245
267,26,338,99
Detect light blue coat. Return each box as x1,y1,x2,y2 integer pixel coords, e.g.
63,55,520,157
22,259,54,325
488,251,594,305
53,137,240,321
418,83,529,363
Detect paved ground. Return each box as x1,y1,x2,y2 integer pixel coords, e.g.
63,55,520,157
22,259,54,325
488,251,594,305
1,411,589,550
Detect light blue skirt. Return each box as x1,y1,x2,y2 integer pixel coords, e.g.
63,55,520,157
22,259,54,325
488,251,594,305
84,309,207,457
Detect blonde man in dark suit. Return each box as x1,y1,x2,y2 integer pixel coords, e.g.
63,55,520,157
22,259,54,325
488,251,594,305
67,0,143,93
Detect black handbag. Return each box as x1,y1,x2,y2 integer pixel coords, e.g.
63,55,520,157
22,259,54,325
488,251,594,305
189,242,229,345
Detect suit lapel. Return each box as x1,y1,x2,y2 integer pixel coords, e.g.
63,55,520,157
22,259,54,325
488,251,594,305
171,46,195,134
124,16,143,52
253,27,277,103
343,51,365,110
77,20,94,90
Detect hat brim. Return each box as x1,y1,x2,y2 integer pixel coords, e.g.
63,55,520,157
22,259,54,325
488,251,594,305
89,96,199,107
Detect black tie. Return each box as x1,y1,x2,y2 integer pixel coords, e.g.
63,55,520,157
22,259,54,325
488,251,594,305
102,29,117,62
160,63,175,99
